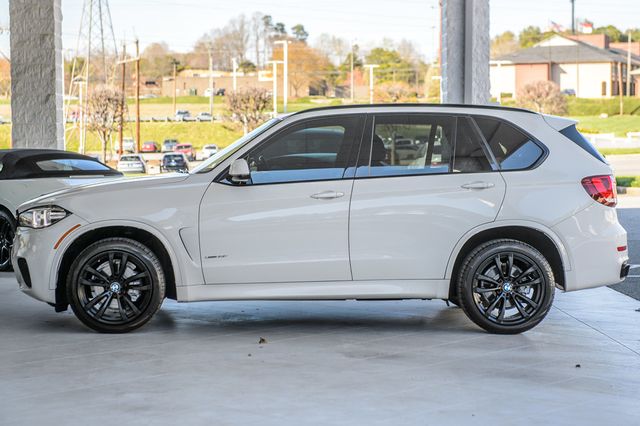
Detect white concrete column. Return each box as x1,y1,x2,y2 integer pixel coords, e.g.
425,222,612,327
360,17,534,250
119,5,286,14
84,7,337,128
9,0,64,149
441,0,490,104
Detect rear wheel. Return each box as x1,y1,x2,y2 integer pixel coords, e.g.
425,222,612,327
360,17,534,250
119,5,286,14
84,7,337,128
67,238,165,333
457,239,555,334
0,210,16,272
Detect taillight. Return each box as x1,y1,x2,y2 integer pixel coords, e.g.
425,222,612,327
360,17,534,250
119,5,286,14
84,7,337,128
581,175,617,207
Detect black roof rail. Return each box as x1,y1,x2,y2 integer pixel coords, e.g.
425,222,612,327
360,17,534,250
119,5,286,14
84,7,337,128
288,103,538,116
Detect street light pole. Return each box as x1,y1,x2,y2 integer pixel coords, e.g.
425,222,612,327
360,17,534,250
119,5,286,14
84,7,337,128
208,49,214,118
350,42,355,103
232,57,238,92
627,31,632,98
274,40,289,112
364,64,379,104
267,60,283,116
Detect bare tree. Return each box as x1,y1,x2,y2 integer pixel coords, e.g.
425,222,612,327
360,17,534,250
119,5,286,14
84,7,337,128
86,85,126,162
375,81,414,103
226,88,271,134
516,81,567,115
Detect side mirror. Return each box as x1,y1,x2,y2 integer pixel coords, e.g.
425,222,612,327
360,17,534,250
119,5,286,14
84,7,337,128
229,158,251,184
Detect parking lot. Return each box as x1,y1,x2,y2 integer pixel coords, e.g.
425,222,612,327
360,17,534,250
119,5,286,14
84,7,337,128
1,198,639,425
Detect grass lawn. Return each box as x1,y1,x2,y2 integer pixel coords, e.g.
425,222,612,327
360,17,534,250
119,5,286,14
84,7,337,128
574,115,640,137
0,122,243,152
616,176,640,187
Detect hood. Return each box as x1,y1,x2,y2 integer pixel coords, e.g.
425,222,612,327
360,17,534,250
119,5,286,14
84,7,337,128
18,173,190,213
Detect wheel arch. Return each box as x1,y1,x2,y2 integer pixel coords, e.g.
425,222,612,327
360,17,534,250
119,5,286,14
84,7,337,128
447,223,568,301
55,224,178,310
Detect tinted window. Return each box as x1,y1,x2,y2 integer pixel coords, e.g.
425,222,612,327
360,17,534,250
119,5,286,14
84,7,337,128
560,125,607,164
244,116,361,184
120,156,141,162
474,116,544,170
361,114,455,177
35,158,111,172
453,118,493,173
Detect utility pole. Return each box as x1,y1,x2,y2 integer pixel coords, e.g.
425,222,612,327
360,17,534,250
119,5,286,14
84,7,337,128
118,42,126,156
274,40,289,112
267,60,283,116
232,57,238,92
570,0,576,34
627,31,632,98
135,39,140,153
364,64,379,104
208,49,214,118
619,62,624,115
171,58,179,115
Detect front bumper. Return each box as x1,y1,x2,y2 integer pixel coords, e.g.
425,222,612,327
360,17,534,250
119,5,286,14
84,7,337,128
12,217,88,304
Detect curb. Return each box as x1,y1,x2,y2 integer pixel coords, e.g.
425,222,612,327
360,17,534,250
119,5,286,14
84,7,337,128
618,186,640,196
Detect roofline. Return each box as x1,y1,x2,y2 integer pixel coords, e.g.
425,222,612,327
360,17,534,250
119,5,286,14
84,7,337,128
288,103,538,116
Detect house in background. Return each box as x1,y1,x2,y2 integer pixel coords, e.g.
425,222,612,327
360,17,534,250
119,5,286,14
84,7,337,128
490,34,640,99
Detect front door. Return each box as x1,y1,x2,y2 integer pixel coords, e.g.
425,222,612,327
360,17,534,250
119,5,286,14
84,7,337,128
199,115,364,285
349,114,506,281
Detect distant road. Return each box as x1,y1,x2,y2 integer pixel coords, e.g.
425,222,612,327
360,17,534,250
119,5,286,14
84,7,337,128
608,154,640,176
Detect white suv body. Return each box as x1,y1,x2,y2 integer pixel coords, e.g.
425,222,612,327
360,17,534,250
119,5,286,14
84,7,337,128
12,105,629,333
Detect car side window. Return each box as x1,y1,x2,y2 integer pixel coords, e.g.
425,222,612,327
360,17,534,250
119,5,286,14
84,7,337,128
244,116,362,185
473,116,544,170
362,114,455,177
453,117,494,173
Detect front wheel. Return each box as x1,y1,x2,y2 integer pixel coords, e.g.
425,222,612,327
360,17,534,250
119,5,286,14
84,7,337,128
67,238,165,333
457,239,555,334
0,210,16,272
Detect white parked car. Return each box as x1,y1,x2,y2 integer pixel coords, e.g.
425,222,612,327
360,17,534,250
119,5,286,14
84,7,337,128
122,138,136,153
12,105,629,334
200,144,218,159
116,154,146,174
196,112,213,122
0,149,122,271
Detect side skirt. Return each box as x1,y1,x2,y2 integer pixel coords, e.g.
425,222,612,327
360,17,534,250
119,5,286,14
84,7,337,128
176,280,450,302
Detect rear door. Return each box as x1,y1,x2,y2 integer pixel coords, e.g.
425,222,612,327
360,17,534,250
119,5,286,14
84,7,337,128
349,113,506,280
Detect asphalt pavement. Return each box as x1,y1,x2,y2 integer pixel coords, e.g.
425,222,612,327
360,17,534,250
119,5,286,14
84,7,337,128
611,194,640,300
607,154,640,176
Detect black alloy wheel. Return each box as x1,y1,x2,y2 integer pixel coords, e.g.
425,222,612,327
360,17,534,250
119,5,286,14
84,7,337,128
0,211,16,272
457,239,555,334
67,238,165,333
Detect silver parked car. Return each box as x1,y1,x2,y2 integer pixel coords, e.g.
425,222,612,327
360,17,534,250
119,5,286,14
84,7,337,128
116,154,146,174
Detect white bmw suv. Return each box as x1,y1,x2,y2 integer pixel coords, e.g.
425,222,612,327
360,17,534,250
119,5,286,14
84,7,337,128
12,105,629,334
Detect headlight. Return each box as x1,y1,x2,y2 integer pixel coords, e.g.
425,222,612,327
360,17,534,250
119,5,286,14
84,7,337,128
18,206,69,229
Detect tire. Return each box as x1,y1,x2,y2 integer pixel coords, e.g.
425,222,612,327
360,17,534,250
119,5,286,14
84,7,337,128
0,210,16,272
66,238,165,333
457,239,555,334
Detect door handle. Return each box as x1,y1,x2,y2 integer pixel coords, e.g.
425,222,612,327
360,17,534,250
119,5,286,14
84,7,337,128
311,191,345,200
461,181,495,190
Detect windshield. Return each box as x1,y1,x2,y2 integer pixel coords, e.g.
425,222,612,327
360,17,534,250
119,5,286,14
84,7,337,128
192,118,281,174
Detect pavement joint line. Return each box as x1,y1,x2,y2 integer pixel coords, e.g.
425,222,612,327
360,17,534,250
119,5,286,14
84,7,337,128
552,305,640,358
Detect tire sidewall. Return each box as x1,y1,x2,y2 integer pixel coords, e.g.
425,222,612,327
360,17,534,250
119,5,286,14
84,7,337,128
458,240,555,334
0,210,16,272
67,239,165,333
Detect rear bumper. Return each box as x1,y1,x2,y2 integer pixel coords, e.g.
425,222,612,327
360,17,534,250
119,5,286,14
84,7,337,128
553,204,629,291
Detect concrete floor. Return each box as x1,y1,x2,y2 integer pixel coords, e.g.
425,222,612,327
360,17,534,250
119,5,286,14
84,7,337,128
1,273,639,425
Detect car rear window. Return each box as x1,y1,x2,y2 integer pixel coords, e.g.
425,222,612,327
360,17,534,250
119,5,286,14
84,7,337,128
473,116,544,170
559,125,607,164
120,156,140,162
35,158,112,172
176,145,191,149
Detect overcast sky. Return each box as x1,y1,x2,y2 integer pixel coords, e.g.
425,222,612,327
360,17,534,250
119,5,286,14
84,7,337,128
1,0,638,61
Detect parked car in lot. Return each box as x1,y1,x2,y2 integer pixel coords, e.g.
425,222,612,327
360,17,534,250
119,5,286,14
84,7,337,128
162,139,178,152
200,144,218,159
141,141,159,153
196,112,213,122
0,149,122,271
160,152,189,173
122,138,136,153
175,143,196,161
116,154,147,174
175,110,191,121
12,105,629,334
